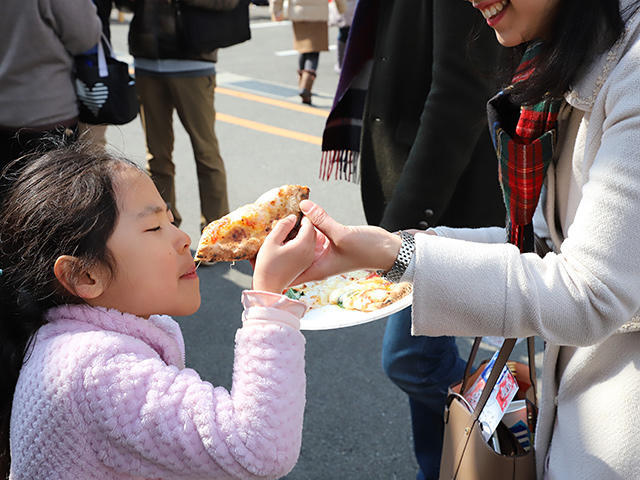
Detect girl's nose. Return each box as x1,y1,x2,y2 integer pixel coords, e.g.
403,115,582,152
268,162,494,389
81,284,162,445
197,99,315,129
174,225,191,252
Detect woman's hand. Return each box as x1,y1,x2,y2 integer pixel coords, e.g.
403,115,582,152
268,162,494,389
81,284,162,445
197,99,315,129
252,215,317,294
293,200,402,284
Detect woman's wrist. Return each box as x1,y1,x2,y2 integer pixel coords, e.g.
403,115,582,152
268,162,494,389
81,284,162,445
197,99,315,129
378,231,415,282
379,229,403,272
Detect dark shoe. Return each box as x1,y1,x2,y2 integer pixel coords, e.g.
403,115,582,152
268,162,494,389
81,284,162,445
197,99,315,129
299,69,316,105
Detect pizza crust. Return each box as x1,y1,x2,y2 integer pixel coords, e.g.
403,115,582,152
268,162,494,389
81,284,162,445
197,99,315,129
195,185,309,262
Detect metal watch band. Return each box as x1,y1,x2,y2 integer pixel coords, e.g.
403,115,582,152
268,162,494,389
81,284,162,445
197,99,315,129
381,231,416,283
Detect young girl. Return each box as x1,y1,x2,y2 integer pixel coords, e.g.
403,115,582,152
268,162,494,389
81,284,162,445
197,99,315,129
0,142,316,479
300,0,640,478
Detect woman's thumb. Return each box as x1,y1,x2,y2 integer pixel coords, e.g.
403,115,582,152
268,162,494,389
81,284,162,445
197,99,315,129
299,200,342,237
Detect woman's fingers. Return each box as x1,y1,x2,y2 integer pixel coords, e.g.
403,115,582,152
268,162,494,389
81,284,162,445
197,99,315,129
299,200,344,242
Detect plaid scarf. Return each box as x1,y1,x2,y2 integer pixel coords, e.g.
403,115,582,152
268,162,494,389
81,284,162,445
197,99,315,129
319,0,380,182
488,42,563,252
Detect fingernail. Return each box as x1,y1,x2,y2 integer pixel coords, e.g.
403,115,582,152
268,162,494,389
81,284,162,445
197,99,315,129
299,199,312,213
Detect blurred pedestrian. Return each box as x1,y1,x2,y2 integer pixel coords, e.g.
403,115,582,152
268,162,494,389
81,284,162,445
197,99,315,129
0,0,101,171
117,0,237,229
270,0,329,105
328,0,355,72
321,0,505,478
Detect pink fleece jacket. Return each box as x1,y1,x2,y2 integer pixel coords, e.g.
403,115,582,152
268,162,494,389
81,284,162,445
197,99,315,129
9,291,307,480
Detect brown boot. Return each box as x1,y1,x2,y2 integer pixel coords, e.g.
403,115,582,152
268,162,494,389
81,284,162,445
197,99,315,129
299,69,316,105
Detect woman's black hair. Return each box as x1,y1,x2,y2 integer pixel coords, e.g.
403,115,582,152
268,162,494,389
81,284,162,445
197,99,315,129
503,0,637,105
0,141,138,478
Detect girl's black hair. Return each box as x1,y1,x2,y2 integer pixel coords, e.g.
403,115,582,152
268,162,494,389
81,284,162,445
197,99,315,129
0,141,138,478
502,0,637,105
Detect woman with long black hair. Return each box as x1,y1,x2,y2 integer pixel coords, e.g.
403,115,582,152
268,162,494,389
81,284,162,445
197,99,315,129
296,0,640,477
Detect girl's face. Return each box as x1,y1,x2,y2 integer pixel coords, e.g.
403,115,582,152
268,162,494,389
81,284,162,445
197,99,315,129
92,167,201,318
469,0,561,47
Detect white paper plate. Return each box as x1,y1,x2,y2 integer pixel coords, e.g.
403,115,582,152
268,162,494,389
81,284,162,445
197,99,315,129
299,292,413,330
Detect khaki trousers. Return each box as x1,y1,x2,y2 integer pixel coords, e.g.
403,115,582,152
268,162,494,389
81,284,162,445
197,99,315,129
136,73,229,227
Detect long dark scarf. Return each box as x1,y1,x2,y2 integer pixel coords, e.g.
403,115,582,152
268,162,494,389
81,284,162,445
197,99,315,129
488,42,564,252
319,0,379,182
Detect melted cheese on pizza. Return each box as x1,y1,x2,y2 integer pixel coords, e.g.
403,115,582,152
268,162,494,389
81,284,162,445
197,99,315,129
288,270,411,312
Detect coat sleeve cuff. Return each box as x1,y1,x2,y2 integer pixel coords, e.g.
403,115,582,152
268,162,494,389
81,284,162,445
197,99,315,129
241,290,308,330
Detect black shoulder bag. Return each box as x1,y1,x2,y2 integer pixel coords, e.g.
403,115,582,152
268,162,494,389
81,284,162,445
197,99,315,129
173,0,251,54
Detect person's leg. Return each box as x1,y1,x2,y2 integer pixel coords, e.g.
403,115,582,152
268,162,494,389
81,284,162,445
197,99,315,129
170,74,229,226
336,26,350,70
299,52,319,105
302,51,320,72
136,74,180,225
382,307,466,480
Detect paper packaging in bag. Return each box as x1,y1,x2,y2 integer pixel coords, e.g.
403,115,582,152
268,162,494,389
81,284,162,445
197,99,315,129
463,349,519,441
502,399,532,451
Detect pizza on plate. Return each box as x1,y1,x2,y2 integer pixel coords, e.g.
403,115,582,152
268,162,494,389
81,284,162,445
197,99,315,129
285,270,412,312
195,184,310,262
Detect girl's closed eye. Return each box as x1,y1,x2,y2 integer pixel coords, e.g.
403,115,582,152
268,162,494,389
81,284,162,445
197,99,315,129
145,226,161,232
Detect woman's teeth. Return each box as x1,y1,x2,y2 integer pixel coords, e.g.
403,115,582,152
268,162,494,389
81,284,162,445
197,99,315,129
480,0,508,19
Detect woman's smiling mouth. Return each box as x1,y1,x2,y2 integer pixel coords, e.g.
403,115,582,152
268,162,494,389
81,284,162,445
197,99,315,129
471,0,509,21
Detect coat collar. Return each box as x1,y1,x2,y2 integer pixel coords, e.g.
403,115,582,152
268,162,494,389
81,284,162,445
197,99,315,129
45,304,186,369
565,0,640,111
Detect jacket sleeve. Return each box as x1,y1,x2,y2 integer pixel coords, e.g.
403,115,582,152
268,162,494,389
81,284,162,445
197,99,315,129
76,292,306,480
379,0,500,231
408,56,640,347
41,0,102,55
430,226,506,244
183,0,240,11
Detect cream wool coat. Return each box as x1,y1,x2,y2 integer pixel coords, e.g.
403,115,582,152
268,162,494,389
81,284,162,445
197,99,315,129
269,0,328,22
405,3,640,479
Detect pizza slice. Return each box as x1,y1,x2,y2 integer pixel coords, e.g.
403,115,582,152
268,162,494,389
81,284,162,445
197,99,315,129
286,270,412,312
195,184,310,262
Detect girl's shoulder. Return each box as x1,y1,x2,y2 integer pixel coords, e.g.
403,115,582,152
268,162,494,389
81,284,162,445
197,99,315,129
39,305,185,368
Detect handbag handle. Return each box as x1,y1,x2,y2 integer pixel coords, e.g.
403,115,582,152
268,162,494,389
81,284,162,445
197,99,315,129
459,336,538,416
97,33,117,78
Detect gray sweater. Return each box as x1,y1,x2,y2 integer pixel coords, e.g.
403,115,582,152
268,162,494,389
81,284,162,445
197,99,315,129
0,0,101,128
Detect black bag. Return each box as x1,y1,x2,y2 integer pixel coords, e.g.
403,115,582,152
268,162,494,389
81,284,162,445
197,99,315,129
173,0,251,54
75,38,139,125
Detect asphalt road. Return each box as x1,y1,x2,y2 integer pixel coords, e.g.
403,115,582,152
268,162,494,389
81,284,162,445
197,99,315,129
105,8,543,479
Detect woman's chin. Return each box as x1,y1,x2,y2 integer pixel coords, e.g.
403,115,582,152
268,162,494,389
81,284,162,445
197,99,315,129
494,31,524,48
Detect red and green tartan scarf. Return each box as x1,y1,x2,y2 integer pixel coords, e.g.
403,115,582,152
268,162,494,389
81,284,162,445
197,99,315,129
488,42,564,252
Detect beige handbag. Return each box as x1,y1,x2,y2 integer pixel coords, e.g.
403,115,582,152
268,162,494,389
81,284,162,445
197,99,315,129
439,338,538,480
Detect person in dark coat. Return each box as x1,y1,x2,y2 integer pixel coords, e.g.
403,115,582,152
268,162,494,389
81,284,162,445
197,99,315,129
321,1,505,478
367,3,505,479
116,0,242,229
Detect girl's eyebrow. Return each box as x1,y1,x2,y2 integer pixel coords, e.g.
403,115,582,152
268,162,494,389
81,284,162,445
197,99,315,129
137,204,171,218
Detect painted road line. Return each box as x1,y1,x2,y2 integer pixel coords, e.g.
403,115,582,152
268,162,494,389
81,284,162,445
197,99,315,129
250,20,292,28
216,86,329,118
217,113,322,145
275,45,336,56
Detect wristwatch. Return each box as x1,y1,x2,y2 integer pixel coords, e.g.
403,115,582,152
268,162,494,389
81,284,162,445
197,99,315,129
379,231,416,283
